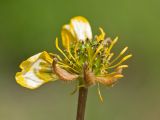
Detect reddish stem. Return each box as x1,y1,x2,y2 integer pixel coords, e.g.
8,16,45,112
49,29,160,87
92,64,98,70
76,87,88,120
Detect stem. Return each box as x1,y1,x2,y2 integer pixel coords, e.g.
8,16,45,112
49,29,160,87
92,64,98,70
76,87,88,120
76,62,89,120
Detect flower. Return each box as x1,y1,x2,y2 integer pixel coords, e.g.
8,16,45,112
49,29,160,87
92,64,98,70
15,16,132,98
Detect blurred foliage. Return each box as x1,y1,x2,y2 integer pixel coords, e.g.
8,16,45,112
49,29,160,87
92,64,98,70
0,0,160,120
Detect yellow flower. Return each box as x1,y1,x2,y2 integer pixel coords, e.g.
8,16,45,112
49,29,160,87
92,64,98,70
15,16,132,95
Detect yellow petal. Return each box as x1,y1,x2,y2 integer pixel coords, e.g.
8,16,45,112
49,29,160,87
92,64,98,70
15,51,58,89
61,16,92,47
61,25,75,49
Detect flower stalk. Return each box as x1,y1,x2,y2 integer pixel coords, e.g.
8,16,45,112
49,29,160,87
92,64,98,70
76,87,88,120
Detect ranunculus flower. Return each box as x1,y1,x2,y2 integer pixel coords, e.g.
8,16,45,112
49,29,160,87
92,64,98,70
15,16,132,100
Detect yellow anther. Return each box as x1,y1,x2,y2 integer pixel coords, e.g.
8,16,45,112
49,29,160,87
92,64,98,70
120,46,128,55
96,27,106,42
112,36,118,44
122,54,132,61
108,54,132,69
114,74,124,78
107,53,114,61
109,46,129,65
117,65,128,69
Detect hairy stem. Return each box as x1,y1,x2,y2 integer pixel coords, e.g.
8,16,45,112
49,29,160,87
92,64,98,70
76,87,88,120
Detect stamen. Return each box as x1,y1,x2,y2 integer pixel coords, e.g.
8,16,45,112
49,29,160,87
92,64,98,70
74,42,79,60
86,43,92,64
97,83,104,102
65,37,80,67
49,53,62,61
55,38,71,63
120,46,128,55
91,44,103,62
109,46,128,65
116,65,128,70
107,53,114,61
96,27,105,42
108,54,132,69
58,62,79,73
106,37,118,56
114,74,124,78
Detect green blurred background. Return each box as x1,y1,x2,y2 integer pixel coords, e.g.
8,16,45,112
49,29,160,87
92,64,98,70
0,0,160,120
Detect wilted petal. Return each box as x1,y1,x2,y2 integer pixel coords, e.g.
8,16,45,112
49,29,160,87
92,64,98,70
15,51,58,89
52,58,79,81
96,74,123,86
